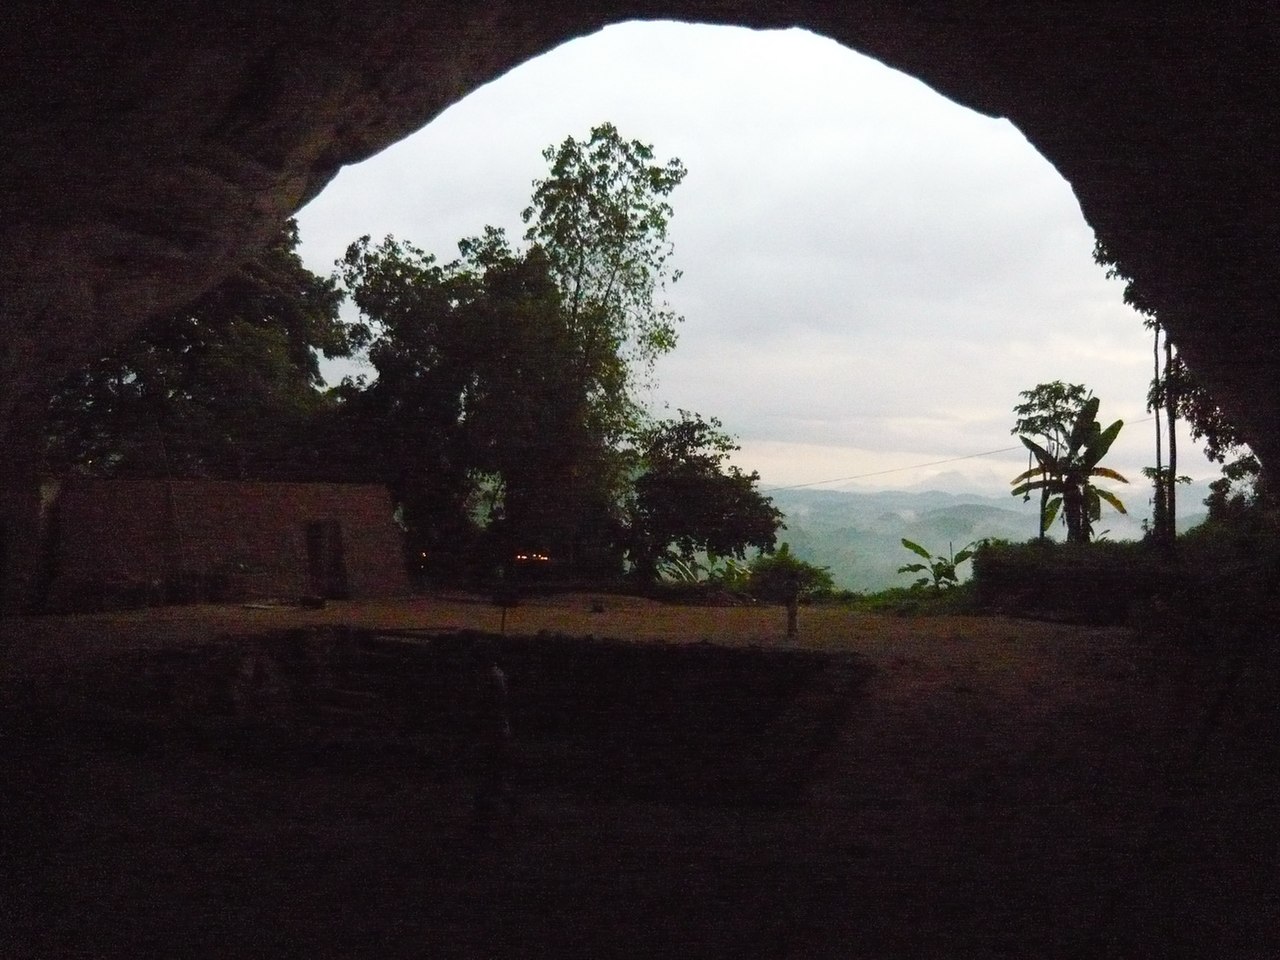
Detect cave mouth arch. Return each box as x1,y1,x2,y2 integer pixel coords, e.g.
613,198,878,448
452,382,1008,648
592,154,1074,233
1,5,1276,612
1,5,1274,468
297,21,1184,496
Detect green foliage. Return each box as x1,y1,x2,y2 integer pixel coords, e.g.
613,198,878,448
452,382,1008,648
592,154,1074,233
45,219,350,478
333,124,696,584
970,539,1171,625
336,233,630,577
523,121,687,390
627,411,783,584
853,582,978,616
1011,396,1129,543
1010,381,1092,539
747,544,834,603
1176,502,1280,631
1202,453,1273,525
1011,381,1092,452
1141,466,1191,540
973,518,1280,635
332,234,484,569
1095,239,1247,464
896,538,979,592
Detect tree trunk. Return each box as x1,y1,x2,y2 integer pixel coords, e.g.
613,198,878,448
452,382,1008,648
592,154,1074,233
1064,483,1086,543
1165,336,1178,542
1151,323,1167,542
785,595,799,640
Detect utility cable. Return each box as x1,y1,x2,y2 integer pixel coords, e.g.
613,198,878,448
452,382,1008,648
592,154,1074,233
759,415,1157,492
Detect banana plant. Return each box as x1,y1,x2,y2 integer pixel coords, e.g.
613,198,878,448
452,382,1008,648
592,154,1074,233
898,539,979,591
1011,396,1129,543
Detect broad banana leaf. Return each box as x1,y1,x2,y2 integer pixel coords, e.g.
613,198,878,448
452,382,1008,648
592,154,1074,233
1019,435,1056,464
1094,487,1127,513
1090,466,1130,484
1083,419,1125,468
1067,397,1102,453
900,539,932,561
1043,496,1063,528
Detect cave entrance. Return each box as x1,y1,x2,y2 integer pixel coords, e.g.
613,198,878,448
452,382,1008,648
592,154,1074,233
297,21,1206,505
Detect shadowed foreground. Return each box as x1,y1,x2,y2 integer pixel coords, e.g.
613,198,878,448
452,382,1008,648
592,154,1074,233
2,600,1277,958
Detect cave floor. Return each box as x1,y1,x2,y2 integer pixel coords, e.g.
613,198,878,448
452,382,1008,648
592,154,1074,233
3,598,1277,958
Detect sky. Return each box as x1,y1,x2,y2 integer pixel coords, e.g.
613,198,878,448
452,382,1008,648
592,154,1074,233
295,21,1219,500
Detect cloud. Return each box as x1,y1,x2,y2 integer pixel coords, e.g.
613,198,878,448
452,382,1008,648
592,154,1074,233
299,21,1220,495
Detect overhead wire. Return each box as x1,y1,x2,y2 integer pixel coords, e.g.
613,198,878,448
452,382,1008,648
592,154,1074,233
759,415,1156,492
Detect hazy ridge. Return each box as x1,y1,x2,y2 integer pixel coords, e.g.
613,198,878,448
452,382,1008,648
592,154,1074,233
771,483,1212,592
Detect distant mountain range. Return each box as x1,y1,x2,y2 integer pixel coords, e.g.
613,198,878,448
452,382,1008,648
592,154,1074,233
769,482,1212,592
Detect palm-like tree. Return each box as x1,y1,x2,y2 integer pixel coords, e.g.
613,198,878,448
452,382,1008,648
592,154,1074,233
1011,397,1129,543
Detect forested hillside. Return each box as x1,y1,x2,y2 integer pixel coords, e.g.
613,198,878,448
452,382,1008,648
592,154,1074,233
773,485,1210,591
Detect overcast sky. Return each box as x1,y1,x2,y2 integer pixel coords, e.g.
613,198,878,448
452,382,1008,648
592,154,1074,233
296,21,1218,499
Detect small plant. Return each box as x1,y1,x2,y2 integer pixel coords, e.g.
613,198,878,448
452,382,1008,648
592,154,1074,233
747,544,834,640
897,539,980,592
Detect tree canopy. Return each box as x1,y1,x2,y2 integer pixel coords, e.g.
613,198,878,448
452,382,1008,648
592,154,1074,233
1094,238,1248,464
523,121,687,401
1012,396,1129,543
44,124,783,594
1010,381,1092,540
333,125,708,581
626,411,783,584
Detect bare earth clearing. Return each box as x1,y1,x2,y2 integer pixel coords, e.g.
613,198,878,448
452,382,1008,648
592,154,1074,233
3,594,1277,958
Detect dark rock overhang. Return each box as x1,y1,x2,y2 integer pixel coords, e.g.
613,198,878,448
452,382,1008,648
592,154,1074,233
2,3,1276,465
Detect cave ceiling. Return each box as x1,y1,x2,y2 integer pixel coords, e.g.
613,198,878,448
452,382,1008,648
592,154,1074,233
2,3,1277,465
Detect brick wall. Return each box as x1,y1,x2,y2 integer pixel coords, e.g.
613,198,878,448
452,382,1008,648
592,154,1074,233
44,478,409,611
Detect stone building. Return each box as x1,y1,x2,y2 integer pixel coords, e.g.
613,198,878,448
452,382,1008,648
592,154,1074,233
4,477,409,613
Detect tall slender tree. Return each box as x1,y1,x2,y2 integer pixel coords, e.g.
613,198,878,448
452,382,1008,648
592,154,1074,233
522,121,688,431
1149,320,1167,539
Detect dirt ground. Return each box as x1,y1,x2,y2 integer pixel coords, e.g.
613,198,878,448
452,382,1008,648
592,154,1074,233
2,594,1278,958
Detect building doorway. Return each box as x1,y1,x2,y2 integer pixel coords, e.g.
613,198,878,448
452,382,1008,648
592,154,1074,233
306,520,350,599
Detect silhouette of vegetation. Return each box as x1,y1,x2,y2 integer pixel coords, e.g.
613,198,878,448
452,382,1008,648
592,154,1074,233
626,411,782,585
748,543,834,639
1095,238,1249,465
1010,381,1092,540
44,219,350,479
1011,396,1129,543
35,125,783,597
328,125,738,585
896,538,979,592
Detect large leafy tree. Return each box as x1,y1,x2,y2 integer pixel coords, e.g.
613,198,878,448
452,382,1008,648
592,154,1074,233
336,125,689,580
1012,396,1129,543
333,234,480,567
1010,381,1093,539
626,411,783,584
1203,453,1273,524
454,233,628,572
522,121,687,436
44,219,349,478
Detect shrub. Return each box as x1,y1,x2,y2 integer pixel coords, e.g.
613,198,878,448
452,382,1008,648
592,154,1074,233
970,539,1176,624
